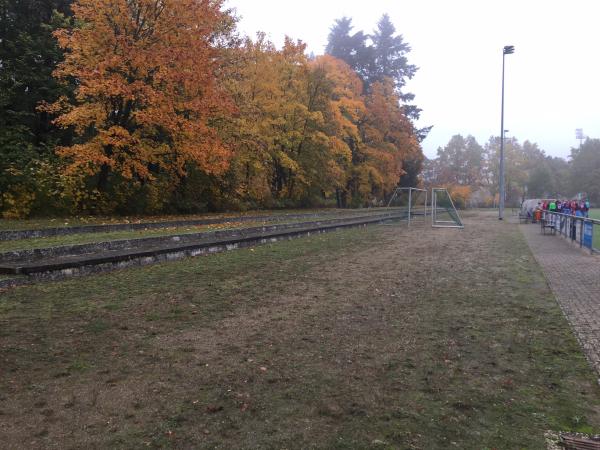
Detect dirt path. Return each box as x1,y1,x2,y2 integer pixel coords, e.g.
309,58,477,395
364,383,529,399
1,210,599,449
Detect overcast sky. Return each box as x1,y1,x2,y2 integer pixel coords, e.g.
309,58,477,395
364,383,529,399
226,0,600,160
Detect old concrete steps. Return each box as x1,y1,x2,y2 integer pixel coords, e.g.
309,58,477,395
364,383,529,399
0,211,407,288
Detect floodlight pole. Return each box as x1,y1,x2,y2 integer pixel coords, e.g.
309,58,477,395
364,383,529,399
499,45,514,221
408,188,412,226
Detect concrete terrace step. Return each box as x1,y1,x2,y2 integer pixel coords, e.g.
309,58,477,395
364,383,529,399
0,209,401,241
0,212,404,264
0,211,407,279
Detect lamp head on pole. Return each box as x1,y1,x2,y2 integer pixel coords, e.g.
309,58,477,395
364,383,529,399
503,45,515,54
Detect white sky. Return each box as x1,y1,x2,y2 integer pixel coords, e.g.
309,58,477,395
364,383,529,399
226,0,600,159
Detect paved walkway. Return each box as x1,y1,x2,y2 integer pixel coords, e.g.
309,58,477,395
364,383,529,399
520,222,600,376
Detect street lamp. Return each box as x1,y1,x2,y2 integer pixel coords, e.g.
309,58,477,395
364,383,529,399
499,45,514,221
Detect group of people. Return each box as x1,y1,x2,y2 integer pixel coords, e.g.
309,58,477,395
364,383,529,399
526,198,591,223
538,199,591,217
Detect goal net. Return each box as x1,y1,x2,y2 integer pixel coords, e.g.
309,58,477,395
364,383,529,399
432,188,463,228
387,187,428,225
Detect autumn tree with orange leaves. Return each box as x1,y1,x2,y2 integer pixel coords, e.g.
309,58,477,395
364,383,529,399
47,0,235,211
222,36,346,207
3,3,424,216
313,56,420,206
220,43,420,209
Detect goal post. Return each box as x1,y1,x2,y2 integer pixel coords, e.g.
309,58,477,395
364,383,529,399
387,187,428,226
387,187,464,229
431,188,463,228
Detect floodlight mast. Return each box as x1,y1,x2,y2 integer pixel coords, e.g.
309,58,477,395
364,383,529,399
408,188,412,226
576,128,585,148
499,45,514,221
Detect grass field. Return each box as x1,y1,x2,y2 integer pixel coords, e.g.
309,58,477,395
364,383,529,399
590,209,600,247
1,210,599,448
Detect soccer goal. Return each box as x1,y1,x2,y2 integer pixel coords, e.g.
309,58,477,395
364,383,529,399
387,187,428,226
431,188,463,228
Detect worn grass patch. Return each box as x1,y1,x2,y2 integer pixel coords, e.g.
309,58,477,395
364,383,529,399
1,211,599,449
590,209,600,246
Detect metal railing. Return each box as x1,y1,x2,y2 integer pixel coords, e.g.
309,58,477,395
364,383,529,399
541,211,599,254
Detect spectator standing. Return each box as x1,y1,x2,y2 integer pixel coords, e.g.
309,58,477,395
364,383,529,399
534,203,542,223
548,199,557,224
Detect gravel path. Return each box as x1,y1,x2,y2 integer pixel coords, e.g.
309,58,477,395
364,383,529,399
520,221,600,376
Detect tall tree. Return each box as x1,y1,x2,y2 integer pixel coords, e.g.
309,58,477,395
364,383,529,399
398,153,424,188
570,139,600,202
359,78,420,202
483,136,531,205
324,17,371,82
0,0,73,216
223,35,340,206
0,0,72,144
312,54,365,204
325,14,429,141
371,14,428,131
436,134,484,186
370,14,417,93
527,163,553,198
545,156,570,197
48,0,235,211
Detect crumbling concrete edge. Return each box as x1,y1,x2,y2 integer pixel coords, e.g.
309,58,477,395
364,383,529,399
0,214,404,290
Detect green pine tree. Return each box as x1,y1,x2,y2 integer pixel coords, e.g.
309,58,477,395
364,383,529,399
0,0,74,216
